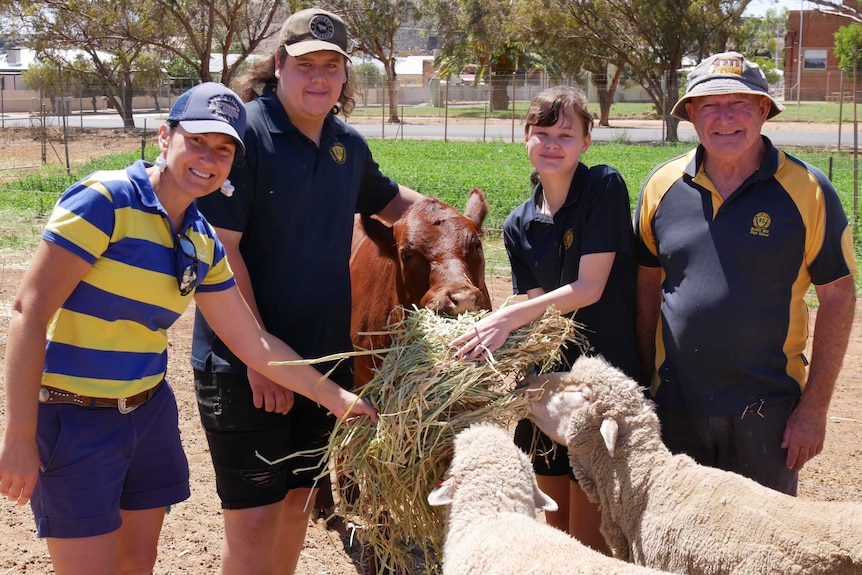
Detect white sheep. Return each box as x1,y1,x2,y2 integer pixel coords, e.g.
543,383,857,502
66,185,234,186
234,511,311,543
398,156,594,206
426,423,676,575
524,355,862,575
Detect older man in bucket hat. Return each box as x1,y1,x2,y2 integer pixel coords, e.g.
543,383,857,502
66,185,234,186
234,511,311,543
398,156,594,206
634,51,856,496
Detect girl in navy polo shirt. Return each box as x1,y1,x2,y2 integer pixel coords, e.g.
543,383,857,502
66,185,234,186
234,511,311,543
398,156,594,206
451,86,640,554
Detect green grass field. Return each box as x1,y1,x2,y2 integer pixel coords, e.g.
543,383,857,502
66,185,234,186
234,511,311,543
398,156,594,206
1,138,860,280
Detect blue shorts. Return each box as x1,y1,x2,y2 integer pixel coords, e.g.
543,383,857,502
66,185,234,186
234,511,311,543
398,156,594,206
30,382,190,538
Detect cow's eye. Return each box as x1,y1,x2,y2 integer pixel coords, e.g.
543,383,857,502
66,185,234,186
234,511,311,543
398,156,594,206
400,250,412,262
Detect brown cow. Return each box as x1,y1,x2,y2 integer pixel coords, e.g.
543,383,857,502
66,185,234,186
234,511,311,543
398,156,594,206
318,189,492,574
349,187,492,387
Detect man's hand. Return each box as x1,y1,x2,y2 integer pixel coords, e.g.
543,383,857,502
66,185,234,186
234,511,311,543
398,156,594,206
782,401,827,471
248,368,294,414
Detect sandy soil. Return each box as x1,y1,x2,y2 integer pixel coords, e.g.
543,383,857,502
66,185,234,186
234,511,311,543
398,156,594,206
0,125,861,574
0,262,861,574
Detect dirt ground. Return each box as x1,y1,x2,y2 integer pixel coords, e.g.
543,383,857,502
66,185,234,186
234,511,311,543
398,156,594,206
1,261,861,574
0,125,861,574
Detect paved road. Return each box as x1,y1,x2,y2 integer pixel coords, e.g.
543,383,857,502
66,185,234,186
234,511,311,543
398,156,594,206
350,118,856,148
2,111,857,148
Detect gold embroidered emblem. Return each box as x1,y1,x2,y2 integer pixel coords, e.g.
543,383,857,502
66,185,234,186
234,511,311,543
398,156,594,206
750,212,771,237
563,229,574,250
329,142,346,164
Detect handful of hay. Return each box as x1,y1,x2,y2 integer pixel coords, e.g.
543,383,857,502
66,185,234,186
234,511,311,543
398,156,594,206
327,305,585,574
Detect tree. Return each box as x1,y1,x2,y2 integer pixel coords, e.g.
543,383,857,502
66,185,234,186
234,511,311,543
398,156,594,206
511,1,624,126
319,0,421,123
426,0,532,111
806,0,862,23
123,0,284,86
353,60,385,107
13,0,154,128
514,0,751,141
7,0,284,127
833,22,862,98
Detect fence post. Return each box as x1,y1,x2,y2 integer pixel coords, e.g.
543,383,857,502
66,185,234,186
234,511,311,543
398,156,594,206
40,77,46,164
444,79,449,143
511,72,516,144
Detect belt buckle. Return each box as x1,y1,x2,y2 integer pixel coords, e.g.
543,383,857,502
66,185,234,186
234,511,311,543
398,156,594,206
117,396,139,414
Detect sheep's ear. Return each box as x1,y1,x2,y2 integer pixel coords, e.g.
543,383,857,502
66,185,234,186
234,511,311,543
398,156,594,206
427,479,454,506
600,418,619,457
532,478,558,512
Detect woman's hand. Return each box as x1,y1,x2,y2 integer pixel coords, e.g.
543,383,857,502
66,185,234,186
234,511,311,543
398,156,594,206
449,311,517,360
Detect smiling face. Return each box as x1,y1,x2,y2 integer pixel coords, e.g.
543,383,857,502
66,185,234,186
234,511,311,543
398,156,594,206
524,111,591,180
158,124,237,200
685,93,770,160
276,50,348,129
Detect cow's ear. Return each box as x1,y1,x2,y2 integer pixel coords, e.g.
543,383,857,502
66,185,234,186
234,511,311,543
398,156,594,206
463,188,489,227
360,214,396,254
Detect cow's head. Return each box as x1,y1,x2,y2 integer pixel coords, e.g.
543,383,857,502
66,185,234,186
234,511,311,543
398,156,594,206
362,187,491,315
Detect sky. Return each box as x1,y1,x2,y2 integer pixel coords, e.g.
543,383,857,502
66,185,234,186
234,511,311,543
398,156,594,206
745,0,812,16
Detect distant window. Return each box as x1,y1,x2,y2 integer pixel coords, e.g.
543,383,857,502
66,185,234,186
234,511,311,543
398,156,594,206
803,49,827,70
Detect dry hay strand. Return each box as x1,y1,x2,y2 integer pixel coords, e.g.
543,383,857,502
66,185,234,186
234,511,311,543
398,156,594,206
327,305,585,574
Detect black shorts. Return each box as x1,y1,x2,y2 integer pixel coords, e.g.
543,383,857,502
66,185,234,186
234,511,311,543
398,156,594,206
194,368,345,509
513,419,576,481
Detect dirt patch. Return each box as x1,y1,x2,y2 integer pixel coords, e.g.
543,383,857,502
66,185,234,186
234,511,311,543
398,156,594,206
1,260,861,574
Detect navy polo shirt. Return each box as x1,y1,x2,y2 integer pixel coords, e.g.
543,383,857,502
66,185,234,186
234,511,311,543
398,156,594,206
635,137,856,416
191,88,399,378
504,163,639,379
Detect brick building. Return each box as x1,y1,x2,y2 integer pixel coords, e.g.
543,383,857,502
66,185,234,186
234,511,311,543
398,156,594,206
785,7,857,101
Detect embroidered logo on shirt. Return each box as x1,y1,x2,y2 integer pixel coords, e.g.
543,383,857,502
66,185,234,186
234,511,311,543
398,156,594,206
750,212,771,237
329,142,346,164
563,228,574,250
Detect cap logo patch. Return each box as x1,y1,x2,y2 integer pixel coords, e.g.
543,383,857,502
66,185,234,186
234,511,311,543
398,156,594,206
708,56,743,78
208,95,242,124
309,15,335,40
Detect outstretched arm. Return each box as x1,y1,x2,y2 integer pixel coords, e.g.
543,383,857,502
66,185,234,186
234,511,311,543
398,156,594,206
451,252,615,359
195,287,378,422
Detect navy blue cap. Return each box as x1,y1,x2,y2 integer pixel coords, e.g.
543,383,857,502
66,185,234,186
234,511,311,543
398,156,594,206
167,82,246,154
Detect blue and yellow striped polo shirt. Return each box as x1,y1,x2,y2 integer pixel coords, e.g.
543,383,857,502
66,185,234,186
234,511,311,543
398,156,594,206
41,159,235,398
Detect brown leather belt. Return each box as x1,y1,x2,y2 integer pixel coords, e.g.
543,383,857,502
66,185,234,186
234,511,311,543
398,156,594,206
38,381,164,414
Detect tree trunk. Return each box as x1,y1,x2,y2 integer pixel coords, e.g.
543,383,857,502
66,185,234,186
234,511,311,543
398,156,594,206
596,68,622,127
490,74,510,112
384,60,400,123
663,71,681,142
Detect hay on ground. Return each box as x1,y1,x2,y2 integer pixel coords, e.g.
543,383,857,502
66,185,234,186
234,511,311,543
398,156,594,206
327,305,585,574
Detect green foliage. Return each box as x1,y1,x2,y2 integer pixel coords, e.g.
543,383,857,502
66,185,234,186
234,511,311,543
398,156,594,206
834,23,862,73
1,140,859,275
353,61,384,86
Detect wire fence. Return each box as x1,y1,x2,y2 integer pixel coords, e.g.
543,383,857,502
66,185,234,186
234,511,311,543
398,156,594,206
0,115,860,504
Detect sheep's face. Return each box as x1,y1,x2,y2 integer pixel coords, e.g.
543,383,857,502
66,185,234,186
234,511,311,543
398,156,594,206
523,372,593,445
427,423,558,514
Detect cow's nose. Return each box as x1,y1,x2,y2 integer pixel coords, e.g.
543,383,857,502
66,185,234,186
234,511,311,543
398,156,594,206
447,288,480,314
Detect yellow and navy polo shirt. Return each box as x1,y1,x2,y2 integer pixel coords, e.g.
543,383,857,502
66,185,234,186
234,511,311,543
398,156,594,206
42,160,235,399
635,137,856,416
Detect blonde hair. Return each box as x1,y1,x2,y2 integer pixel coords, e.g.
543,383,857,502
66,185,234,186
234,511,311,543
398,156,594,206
524,86,593,137
230,45,357,116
